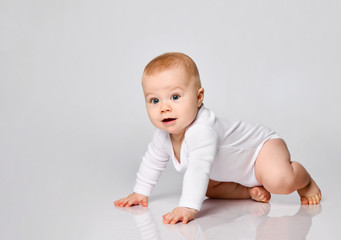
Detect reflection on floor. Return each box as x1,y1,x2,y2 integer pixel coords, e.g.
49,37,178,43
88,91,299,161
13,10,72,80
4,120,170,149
115,196,323,240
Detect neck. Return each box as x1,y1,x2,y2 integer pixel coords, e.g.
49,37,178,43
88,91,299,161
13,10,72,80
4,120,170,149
170,132,185,143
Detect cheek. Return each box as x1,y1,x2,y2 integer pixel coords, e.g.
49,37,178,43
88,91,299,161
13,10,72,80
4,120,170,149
146,107,158,121
181,102,198,121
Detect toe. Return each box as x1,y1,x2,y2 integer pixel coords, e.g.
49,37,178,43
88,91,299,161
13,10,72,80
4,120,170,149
309,197,315,205
300,196,309,205
308,197,313,205
309,196,317,205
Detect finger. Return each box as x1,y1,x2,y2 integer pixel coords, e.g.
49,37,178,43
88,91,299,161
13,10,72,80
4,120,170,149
163,213,170,219
170,216,180,225
120,198,130,207
163,217,171,224
163,218,169,224
182,216,190,224
114,198,125,205
163,213,172,224
115,199,124,207
141,198,148,207
126,200,133,207
128,198,140,207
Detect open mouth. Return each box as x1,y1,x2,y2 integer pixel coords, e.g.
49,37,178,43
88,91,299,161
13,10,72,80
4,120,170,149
162,118,177,123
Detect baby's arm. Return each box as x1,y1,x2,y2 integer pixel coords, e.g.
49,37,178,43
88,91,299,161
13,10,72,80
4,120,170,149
115,130,169,208
114,193,148,207
163,125,218,224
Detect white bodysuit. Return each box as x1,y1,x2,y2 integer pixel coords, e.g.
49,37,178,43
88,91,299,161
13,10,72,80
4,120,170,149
133,106,280,211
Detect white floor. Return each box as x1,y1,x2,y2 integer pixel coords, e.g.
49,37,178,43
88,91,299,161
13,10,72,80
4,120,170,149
4,186,339,240
110,192,339,240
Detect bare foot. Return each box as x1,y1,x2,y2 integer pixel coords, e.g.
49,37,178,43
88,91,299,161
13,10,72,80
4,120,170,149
297,177,321,205
248,186,271,203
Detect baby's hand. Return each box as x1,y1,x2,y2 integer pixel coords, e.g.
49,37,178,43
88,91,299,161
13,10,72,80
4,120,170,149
114,193,148,207
163,207,198,224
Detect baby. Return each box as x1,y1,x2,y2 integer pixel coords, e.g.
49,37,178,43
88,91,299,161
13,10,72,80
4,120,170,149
114,52,321,224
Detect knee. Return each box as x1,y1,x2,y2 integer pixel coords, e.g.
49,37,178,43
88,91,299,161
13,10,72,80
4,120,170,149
263,172,297,194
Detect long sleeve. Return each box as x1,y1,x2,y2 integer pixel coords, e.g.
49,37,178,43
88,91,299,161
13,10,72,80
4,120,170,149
179,125,219,210
133,129,170,197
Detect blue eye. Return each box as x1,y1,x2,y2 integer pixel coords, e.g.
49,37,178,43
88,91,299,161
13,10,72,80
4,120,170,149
151,98,159,104
172,95,180,101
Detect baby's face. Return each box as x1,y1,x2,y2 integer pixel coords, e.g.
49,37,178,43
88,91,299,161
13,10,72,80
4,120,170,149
142,67,204,136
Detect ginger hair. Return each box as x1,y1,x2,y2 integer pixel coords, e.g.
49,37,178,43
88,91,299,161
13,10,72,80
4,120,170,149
142,52,201,88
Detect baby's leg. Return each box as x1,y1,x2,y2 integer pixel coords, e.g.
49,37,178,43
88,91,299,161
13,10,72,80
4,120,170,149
206,179,271,203
254,139,321,204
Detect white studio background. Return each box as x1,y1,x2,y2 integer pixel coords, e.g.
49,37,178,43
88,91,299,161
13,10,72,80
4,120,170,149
1,1,340,239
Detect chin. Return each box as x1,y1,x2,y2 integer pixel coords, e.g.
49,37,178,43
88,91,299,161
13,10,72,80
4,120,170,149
167,128,185,135
159,127,176,134
163,128,175,134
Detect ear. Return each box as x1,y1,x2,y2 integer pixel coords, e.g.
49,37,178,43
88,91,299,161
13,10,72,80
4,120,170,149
197,88,205,107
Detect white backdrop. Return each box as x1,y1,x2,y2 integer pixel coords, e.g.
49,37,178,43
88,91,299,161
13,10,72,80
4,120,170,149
1,1,340,239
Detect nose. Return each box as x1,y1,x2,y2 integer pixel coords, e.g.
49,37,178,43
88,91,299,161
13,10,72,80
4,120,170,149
160,101,171,113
